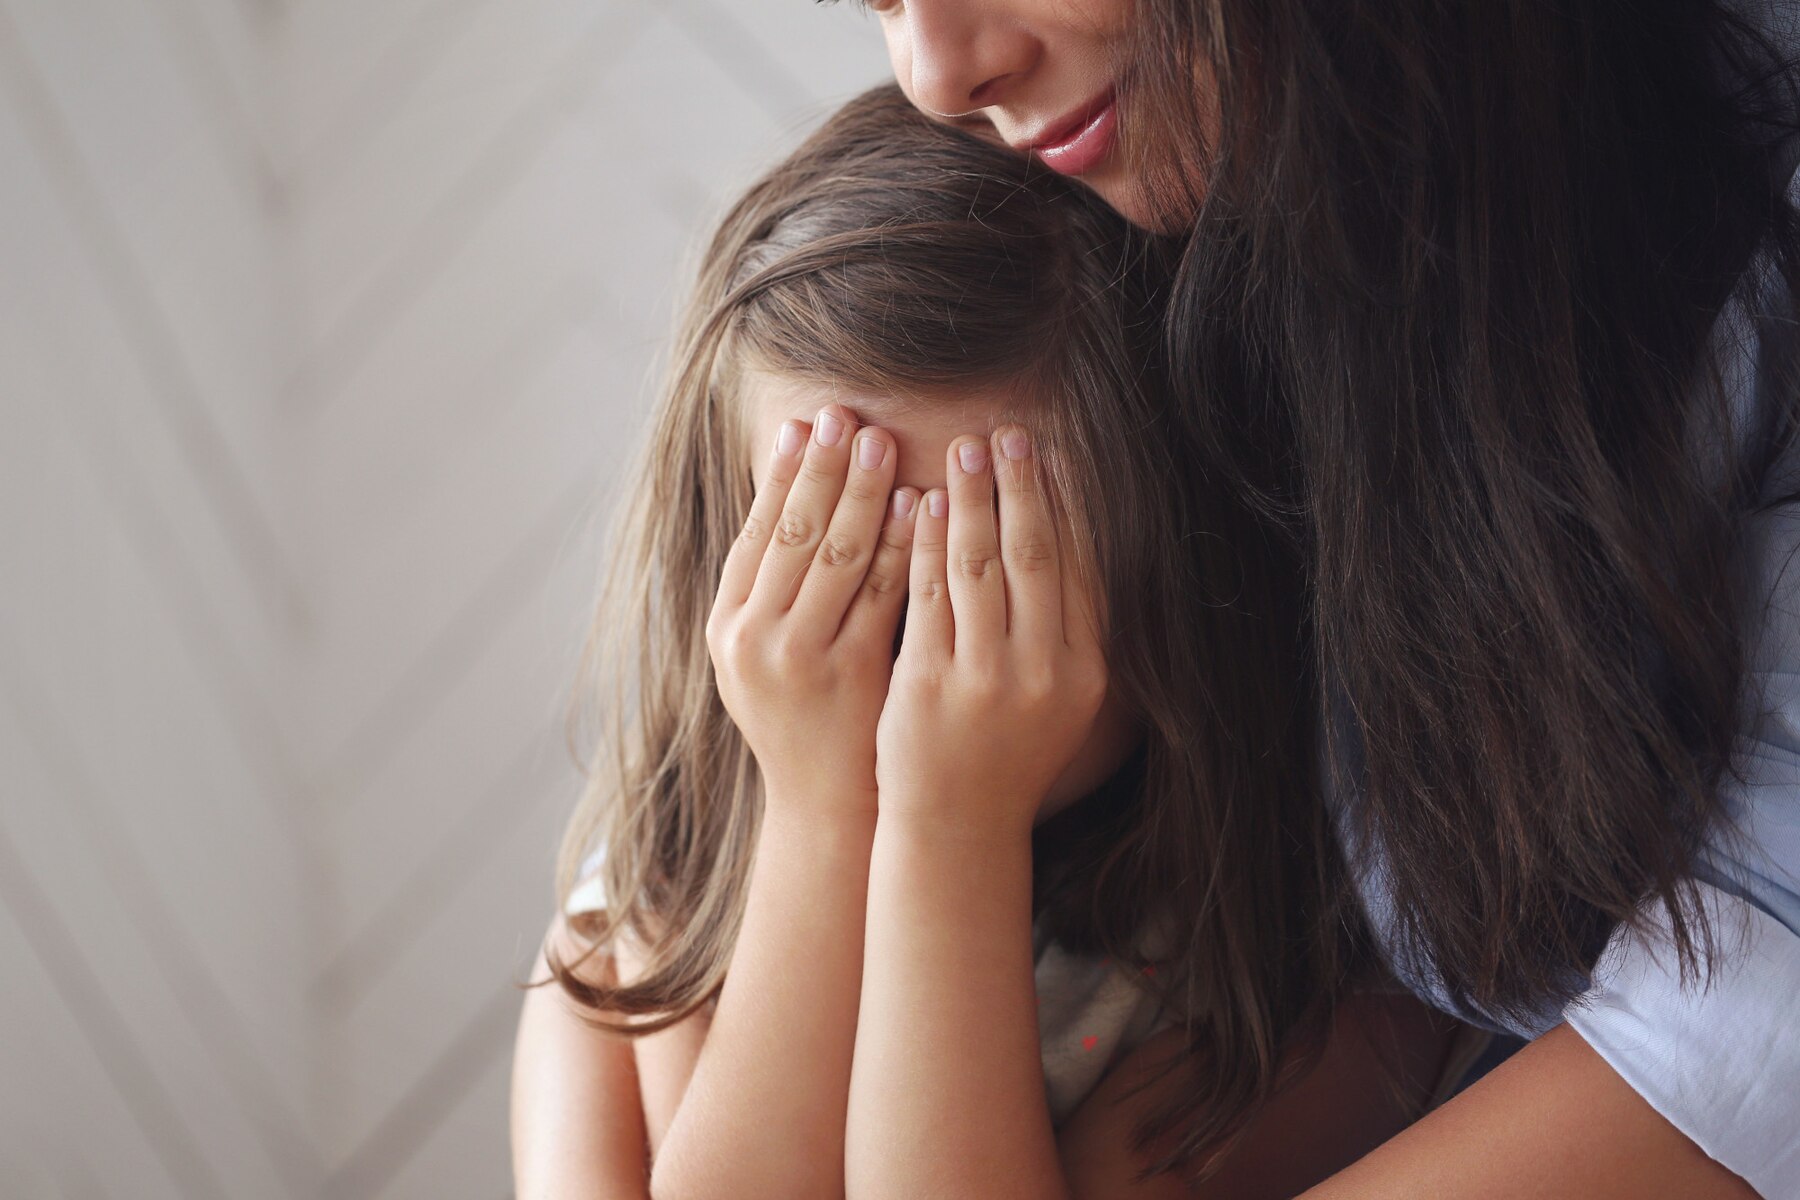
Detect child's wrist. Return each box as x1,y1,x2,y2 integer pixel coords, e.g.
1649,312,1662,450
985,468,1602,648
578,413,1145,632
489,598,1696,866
758,785,879,841
872,795,1036,850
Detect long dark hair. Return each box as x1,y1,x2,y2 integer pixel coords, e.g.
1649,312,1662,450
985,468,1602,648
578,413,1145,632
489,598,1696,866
1123,0,1800,1027
546,84,1361,1183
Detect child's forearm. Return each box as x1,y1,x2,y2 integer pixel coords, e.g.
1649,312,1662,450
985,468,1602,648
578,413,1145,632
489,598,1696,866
511,935,653,1200
630,997,711,1162
649,799,876,1200
845,811,1069,1200
601,914,712,1161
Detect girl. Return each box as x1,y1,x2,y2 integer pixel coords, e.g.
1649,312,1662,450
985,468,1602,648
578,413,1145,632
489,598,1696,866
847,0,1800,1196
510,85,1468,1198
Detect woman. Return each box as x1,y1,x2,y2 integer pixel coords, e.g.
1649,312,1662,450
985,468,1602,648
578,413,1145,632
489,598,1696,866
839,0,1800,1196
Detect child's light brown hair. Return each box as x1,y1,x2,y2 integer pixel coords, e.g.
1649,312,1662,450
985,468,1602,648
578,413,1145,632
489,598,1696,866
544,82,1361,1184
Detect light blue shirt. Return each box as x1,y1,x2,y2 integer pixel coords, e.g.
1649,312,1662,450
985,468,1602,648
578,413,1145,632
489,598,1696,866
1327,92,1800,1196
1566,234,1800,1192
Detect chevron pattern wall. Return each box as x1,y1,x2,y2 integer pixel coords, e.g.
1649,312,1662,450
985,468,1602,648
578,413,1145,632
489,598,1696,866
0,2,890,1196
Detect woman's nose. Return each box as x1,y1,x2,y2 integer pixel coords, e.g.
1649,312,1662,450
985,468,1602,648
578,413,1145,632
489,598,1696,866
901,0,1040,120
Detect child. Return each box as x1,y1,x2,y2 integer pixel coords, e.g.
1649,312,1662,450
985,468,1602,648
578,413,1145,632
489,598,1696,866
511,83,1469,1197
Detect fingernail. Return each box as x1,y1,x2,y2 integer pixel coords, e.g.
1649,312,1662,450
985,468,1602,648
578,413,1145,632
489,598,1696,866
815,408,843,446
927,489,947,518
1000,429,1030,460
776,421,802,457
891,489,915,519
858,435,885,470
958,441,988,474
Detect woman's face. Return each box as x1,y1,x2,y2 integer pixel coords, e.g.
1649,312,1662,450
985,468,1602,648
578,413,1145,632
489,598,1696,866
741,369,1144,823
862,0,1161,228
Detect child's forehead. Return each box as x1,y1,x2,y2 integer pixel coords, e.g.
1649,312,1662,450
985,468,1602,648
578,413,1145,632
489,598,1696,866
742,369,1015,435
741,369,1024,493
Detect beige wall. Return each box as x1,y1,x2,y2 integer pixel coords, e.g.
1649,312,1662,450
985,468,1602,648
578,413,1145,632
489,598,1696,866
0,2,889,1196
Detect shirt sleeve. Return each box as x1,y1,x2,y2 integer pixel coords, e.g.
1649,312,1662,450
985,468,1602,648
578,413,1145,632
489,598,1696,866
563,837,609,918
1564,321,1800,1195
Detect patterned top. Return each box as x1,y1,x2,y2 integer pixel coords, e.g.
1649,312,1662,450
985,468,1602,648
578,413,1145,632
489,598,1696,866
1031,914,1179,1125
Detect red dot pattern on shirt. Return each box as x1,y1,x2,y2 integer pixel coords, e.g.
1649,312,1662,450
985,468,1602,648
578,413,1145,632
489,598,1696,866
1039,956,1167,1058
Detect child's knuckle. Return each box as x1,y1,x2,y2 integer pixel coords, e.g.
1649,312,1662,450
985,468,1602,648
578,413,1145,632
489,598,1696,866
1006,536,1057,572
966,669,1006,706
913,576,950,605
766,628,804,668
957,548,1000,580
774,510,814,548
709,622,749,668
863,563,904,598
816,532,863,569
1018,662,1057,700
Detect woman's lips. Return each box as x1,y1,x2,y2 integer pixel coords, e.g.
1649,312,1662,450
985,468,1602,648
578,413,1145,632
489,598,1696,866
1032,89,1118,178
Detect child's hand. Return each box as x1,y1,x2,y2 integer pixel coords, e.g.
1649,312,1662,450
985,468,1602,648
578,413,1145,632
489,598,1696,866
707,402,919,817
875,425,1108,839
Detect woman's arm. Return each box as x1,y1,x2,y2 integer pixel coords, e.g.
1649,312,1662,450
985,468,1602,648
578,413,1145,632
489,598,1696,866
510,916,652,1200
1300,1022,1760,1199
1059,958,1766,1199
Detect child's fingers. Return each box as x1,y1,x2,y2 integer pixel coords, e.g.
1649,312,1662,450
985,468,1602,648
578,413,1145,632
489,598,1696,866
904,488,954,661
839,487,919,646
790,427,899,634
718,417,808,607
945,435,1005,654
751,404,858,613
991,425,1062,646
